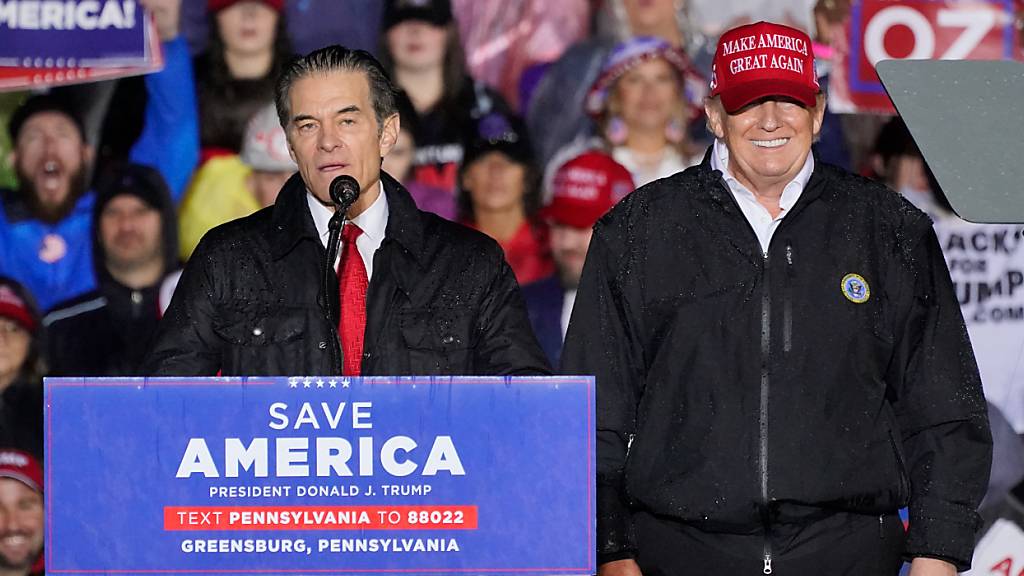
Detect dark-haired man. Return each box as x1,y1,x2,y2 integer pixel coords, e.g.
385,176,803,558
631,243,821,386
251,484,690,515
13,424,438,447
0,449,44,576
45,164,180,376
145,45,548,377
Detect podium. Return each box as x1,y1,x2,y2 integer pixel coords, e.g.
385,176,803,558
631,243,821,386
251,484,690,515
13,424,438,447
45,376,595,575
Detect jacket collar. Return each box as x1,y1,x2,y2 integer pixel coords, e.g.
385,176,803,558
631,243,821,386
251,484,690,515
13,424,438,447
268,170,432,272
269,172,322,260
693,145,832,262
379,171,429,269
696,144,830,216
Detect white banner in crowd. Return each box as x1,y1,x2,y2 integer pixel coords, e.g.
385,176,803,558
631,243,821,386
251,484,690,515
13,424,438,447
935,219,1024,433
688,0,816,38
963,519,1024,576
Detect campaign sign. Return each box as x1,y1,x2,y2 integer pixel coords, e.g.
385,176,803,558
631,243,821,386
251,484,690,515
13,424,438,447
0,0,151,67
45,376,596,575
829,0,1020,113
0,2,161,91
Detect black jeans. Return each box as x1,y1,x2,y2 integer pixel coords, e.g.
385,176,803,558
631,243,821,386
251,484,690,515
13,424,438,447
634,510,906,576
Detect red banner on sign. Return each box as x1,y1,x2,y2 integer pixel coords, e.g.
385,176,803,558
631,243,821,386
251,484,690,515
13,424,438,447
163,505,480,531
0,14,162,92
830,0,1021,114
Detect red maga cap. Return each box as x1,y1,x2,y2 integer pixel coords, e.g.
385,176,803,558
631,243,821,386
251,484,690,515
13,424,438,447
0,449,43,493
541,151,634,229
208,0,284,13
0,284,37,333
710,21,819,113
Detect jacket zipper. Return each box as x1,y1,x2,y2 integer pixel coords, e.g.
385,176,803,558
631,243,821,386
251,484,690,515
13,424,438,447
783,243,794,353
760,253,772,575
131,290,143,320
888,429,911,505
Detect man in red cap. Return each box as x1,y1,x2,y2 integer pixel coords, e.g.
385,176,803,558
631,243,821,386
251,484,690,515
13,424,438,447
563,21,991,576
0,449,44,576
522,151,634,367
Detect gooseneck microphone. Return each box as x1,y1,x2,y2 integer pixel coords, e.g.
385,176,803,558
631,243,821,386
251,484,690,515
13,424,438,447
322,175,361,370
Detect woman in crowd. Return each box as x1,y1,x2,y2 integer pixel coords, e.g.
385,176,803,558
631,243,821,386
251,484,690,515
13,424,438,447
458,112,553,286
378,0,513,203
0,277,44,459
194,0,293,161
583,36,705,187
383,91,454,220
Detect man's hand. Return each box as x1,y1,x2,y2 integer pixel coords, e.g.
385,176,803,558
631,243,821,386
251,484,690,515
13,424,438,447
908,557,957,576
139,0,181,42
598,559,643,576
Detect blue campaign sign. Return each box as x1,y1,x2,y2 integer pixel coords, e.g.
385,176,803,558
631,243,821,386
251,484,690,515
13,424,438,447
45,376,595,575
0,1,152,67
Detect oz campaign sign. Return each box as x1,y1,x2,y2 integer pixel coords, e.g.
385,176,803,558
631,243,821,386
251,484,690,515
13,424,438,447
46,376,596,575
0,0,162,91
829,0,1020,113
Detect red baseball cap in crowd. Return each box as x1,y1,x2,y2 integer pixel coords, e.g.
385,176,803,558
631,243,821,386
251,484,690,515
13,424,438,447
710,21,820,113
0,282,37,334
0,449,43,493
208,0,284,13
541,151,635,229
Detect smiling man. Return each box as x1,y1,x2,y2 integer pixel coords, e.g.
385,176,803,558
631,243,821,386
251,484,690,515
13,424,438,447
145,45,548,377
0,449,44,576
562,21,991,576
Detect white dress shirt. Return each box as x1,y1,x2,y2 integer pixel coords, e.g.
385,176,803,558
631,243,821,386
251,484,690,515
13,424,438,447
307,184,389,280
710,138,814,255
561,288,577,340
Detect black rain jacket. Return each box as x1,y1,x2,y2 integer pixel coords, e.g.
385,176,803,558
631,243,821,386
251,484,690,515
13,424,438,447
562,154,992,570
143,172,549,377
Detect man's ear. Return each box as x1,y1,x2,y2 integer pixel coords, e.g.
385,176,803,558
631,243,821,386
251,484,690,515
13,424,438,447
379,113,400,157
704,98,726,139
6,150,15,171
811,93,827,137
82,144,95,166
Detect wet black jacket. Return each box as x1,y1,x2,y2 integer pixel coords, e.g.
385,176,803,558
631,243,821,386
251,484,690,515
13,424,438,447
562,155,992,569
143,172,549,377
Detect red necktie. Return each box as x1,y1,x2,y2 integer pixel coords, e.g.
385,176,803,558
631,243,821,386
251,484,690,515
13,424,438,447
337,223,367,375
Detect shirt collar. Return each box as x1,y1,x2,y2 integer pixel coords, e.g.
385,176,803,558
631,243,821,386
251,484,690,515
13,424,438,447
711,138,814,214
306,182,389,246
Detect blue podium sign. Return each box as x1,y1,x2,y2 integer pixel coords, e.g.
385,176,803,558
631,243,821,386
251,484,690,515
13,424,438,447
45,376,595,575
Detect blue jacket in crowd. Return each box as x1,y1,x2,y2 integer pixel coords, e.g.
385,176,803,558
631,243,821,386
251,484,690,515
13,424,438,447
0,38,198,312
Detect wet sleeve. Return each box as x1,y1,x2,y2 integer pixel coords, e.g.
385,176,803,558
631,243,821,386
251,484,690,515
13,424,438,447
130,36,200,203
894,226,992,571
142,236,223,376
471,247,552,376
561,230,645,564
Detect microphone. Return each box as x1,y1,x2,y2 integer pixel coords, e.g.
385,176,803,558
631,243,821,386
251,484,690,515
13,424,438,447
329,175,360,213
322,176,361,366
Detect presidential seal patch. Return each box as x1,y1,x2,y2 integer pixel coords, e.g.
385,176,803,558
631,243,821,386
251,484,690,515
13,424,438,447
841,273,870,304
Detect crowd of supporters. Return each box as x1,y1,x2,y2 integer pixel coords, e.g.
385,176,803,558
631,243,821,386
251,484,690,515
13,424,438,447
0,0,1022,573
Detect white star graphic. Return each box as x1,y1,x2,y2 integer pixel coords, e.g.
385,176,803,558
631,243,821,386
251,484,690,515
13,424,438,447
316,379,325,389
341,379,351,388
328,379,338,388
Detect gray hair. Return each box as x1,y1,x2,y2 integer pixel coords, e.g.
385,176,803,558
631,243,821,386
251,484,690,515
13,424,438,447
274,45,398,134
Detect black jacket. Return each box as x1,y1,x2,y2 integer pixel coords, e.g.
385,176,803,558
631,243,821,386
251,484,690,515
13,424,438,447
0,378,43,459
562,155,992,569
45,164,179,376
143,172,550,377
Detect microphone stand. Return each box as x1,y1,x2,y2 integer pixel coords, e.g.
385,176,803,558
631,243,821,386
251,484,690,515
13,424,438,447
322,198,356,371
